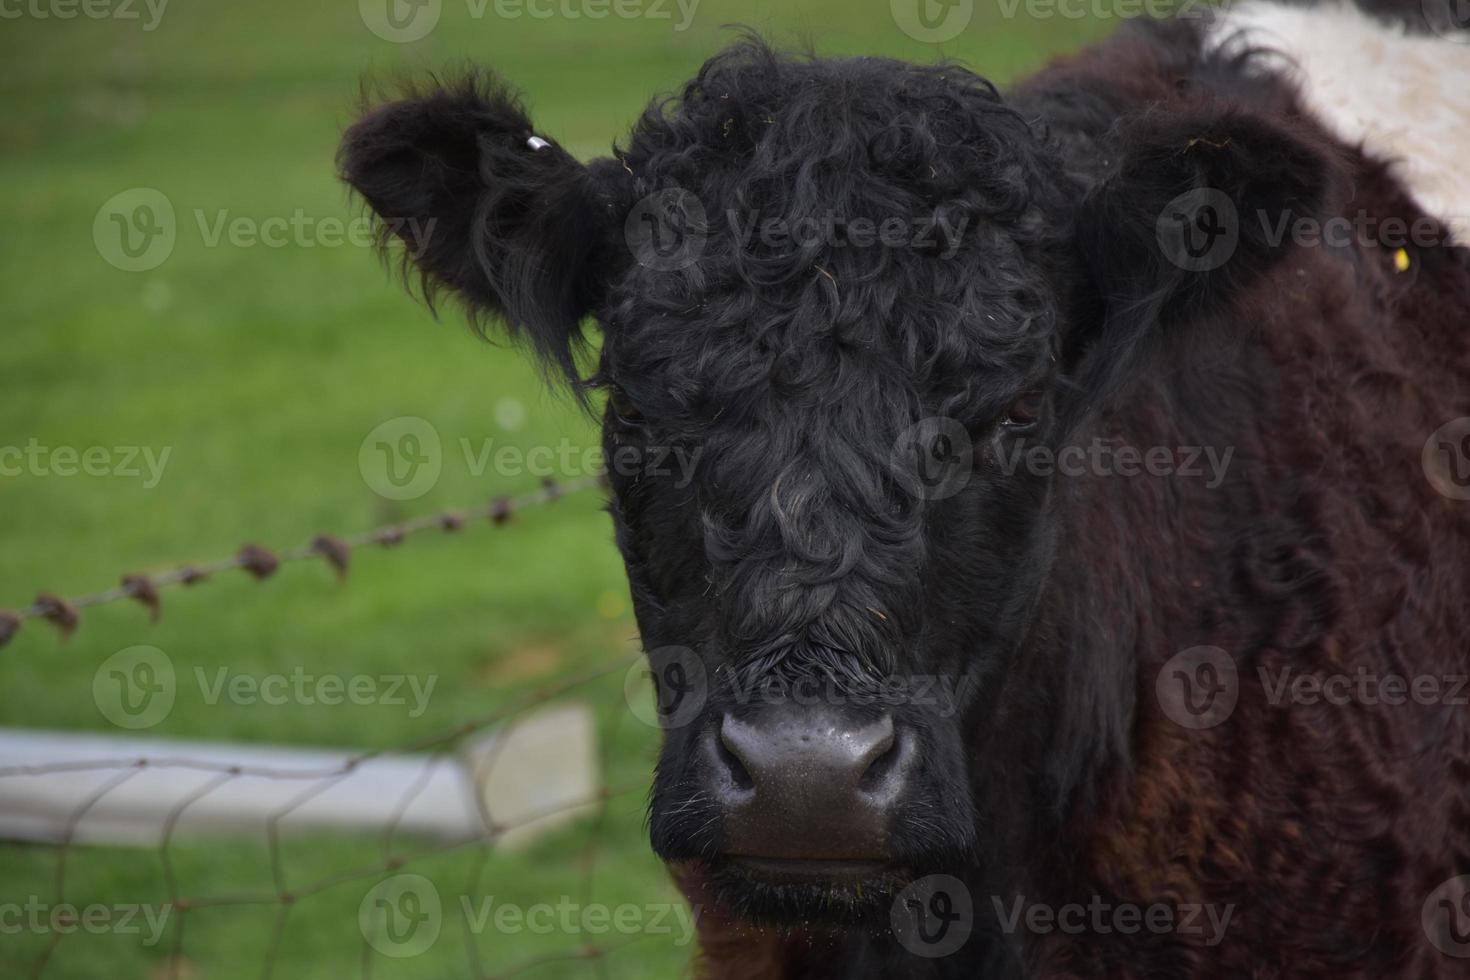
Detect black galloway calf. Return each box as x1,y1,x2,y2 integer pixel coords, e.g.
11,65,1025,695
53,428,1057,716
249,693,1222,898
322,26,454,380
339,1,1470,976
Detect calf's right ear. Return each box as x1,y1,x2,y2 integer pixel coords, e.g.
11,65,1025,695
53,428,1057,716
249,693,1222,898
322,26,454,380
1065,107,1335,420
338,73,629,381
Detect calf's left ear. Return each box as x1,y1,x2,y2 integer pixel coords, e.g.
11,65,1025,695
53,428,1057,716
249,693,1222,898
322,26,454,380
1066,108,1334,413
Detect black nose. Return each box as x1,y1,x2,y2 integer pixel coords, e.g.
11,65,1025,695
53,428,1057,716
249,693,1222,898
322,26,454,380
707,707,912,859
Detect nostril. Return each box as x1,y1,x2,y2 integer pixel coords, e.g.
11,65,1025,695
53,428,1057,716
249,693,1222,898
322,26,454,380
858,728,902,792
855,717,905,793
714,727,754,792
716,710,906,799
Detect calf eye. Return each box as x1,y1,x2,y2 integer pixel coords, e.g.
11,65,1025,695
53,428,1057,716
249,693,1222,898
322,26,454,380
1003,391,1044,429
608,388,645,427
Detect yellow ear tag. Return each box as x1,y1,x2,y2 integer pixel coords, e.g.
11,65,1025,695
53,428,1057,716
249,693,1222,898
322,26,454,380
1393,248,1411,273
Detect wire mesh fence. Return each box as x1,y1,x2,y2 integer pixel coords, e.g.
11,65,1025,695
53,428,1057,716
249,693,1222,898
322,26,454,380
4,667,674,979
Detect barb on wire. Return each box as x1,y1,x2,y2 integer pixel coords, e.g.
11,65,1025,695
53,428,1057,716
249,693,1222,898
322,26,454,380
0,475,607,650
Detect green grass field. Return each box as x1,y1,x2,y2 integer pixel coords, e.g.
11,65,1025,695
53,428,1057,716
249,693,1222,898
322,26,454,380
0,2,1108,976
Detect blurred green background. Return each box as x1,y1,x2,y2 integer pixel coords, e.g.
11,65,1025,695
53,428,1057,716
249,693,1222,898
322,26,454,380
0,1,1107,976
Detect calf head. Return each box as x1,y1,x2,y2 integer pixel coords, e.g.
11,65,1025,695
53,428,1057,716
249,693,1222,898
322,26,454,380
341,40,1328,934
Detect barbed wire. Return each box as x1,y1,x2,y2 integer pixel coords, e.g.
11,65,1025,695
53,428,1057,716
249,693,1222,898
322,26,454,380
0,475,607,650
